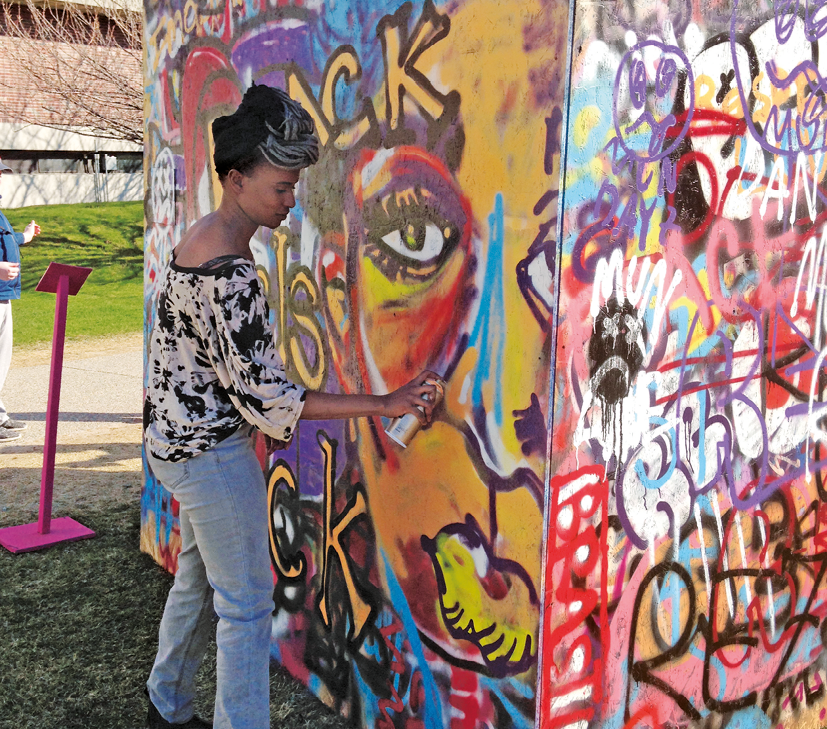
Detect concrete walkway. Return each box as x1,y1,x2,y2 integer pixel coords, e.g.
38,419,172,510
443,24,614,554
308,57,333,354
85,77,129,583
0,333,143,522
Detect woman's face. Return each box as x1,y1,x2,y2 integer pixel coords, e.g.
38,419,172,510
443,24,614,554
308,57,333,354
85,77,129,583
235,161,300,229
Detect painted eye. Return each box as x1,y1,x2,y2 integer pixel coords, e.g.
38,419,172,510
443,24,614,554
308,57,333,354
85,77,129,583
358,154,468,282
380,223,448,263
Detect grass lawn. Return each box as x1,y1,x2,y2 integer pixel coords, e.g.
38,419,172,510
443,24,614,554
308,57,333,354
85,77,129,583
4,202,144,346
0,502,349,729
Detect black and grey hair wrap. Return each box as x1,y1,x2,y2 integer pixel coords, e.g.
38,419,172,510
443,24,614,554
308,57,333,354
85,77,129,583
259,114,319,169
212,84,319,177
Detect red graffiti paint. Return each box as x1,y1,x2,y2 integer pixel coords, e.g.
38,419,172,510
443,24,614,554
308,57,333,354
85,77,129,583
448,666,485,729
622,704,661,729
538,466,610,729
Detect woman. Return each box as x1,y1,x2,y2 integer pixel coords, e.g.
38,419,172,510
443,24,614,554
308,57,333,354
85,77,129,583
143,84,438,729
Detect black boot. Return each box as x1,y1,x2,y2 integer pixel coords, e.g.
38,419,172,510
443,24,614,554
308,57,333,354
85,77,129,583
146,692,213,729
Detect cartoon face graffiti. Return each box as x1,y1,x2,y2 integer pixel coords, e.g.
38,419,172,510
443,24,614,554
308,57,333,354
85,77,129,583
730,0,827,157
614,40,695,162
589,296,646,405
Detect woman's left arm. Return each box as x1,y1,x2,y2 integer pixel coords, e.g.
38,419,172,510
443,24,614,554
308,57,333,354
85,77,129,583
299,371,440,424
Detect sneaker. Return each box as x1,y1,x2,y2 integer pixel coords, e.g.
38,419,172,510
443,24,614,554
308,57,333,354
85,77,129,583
0,429,20,442
0,419,27,431
147,697,212,729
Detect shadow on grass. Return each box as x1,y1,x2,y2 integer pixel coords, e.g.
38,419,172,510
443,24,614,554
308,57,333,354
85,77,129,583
0,502,350,729
7,412,142,424
0,440,142,471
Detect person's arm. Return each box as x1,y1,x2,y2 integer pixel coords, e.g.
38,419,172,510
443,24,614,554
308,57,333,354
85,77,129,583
300,371,441,424
209,266,439,442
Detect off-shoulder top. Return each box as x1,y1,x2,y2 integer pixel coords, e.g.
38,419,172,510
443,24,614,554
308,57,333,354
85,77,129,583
143,252,305,462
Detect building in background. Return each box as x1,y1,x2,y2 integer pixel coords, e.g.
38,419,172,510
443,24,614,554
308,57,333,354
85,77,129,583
0,0,141,207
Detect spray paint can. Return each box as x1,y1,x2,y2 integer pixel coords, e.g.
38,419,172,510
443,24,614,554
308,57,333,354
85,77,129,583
384,378,445,448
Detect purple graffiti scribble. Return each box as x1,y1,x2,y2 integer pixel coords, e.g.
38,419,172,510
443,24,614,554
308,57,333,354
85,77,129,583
513,393,548,457
806,0,827,40
731,0,827,156
630,58,647,109
766,60,827,92
774,0,800,43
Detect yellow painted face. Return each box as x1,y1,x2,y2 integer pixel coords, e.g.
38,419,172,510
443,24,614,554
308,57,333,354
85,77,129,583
314,0,562,670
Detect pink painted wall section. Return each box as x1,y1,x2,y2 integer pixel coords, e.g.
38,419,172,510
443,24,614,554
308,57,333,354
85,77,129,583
141,0,566,726
540,0,827,726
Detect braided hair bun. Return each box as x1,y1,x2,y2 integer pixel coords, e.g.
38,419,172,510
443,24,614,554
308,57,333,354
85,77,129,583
212,83,319,178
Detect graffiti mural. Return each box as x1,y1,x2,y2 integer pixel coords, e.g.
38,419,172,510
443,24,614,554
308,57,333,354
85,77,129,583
142,0,566,725
541,0,827,725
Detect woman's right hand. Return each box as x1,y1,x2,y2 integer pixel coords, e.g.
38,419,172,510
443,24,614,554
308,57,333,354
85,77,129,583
382,371,443,425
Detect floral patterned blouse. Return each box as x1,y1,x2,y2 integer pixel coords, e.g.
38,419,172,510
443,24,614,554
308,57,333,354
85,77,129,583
144,252,306,462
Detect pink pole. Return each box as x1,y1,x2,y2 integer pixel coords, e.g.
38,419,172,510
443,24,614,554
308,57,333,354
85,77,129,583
38,273,69,535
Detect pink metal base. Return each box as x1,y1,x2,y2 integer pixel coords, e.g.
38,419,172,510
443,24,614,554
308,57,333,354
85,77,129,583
0,517,95,554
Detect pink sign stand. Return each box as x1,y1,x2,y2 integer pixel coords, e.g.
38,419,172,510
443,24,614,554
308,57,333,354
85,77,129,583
0,262,96,553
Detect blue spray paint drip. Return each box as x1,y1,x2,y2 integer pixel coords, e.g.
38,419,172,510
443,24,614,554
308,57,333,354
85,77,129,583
634,415,677,490
478,676,534,729
352,659,381,728
729,705,773,729
502,675,534,699
382,551,444,729
468,193,506,427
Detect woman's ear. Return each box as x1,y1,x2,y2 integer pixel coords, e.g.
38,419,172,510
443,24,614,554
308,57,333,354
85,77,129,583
225,168,244,193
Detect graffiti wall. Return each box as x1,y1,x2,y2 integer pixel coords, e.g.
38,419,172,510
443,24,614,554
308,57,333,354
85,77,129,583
541,0,827,725
142,0,566,726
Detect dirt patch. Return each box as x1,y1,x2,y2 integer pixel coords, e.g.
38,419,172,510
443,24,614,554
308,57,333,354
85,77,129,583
0,423,142,526
13,332,144,368
0,333,143,528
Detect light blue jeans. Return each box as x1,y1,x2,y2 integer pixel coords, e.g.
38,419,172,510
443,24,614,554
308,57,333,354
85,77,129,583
146,425,273,729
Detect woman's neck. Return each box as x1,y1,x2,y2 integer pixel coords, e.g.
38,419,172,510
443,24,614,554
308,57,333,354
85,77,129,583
173,201,258,267
213,197,259,249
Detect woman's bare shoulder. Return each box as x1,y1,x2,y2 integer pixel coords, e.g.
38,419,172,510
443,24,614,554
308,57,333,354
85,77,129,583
174,214,249,268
